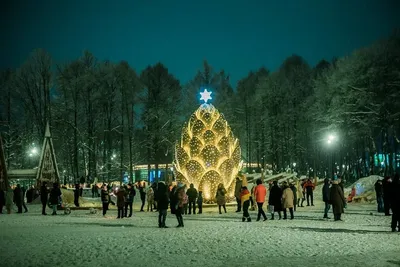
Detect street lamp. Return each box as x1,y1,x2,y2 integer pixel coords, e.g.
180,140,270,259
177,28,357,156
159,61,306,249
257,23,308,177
326,133,338,179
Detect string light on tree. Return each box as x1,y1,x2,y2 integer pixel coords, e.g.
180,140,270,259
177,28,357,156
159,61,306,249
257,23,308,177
174,90,241,203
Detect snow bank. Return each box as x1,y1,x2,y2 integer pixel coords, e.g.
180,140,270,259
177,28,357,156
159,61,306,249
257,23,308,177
0,203,399,267
345,175,383,203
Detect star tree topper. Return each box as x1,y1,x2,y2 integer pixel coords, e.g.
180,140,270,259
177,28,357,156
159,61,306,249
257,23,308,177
200,89,212,104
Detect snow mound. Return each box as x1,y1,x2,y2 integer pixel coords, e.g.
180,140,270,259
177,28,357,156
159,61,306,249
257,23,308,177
345,175,382,203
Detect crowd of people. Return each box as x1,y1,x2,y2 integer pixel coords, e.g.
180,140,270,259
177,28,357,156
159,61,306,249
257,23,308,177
0,173,399,232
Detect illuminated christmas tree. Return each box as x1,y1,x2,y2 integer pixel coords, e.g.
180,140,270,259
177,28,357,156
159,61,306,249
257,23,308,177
174,89,241,202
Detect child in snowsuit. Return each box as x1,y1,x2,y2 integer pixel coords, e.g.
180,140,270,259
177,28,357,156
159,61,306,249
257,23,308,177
240,186,251,222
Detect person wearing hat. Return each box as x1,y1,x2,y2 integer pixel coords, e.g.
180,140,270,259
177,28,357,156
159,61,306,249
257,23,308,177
329,177,346,221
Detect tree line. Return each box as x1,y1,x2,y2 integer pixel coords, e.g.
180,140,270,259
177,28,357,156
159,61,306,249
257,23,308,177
0,32,399,183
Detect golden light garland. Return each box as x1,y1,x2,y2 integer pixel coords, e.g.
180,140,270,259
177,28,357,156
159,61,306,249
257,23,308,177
174,103,241,202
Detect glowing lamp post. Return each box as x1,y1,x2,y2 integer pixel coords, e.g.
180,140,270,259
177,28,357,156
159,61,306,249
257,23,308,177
326,134,337,179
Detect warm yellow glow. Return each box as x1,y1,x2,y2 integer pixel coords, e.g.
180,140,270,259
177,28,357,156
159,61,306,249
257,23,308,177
174,104,241,202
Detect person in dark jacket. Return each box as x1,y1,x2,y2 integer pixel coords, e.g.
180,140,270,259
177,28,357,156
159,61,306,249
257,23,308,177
289,182,297,212
74,184,80,207
124,184,136,217
374,179,384,213
156,182,169,228
116,187,126,219
49,183,62,215
13,184,23,213
329,179,346,221
197,191,203,214
26,186,33,203
383,176,392,216
0,187,5,214
151,182,158,211
40,182,49,215
268,181,282,220
322,178,331,219
390,173,400,232
170,185,177,216
101,184,110,216
186,183,198,215
138,182,146,212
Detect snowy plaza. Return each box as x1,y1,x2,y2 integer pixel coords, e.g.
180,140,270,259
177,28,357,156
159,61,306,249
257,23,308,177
1,200,399,267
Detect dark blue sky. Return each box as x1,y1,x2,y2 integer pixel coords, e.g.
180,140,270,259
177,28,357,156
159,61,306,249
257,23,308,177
1,0,399,86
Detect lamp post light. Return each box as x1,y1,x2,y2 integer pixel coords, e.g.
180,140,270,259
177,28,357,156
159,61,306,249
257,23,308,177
326,133,338,179
28,146,39,167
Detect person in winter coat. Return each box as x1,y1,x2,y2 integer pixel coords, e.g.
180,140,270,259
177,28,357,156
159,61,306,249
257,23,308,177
216,183,227,214
49,183,62,215
151,182,158,211
374,179,384,213
240,186,251,222
182,185,189,215
5,186,13,214
13,184,23,213
383,177,392,216
322,178,331,219
186,183,198,215
197,191,203,214
254,179,267,221
0,187,5,214
297,180,305,207
303,178,315,206
147,187,155,212
329,179,346,221
21,186,28,212
269,181,282,220
155,182,169,228
116,187,126,219
26,186,34,203
101,184,110,216
289,182,297,212
175,184,186,227
138,182,146,212
282,182,294,220
40,182,49,215
74,184,80,207
390,173,400,232
124,184,136,217
234,177,243,212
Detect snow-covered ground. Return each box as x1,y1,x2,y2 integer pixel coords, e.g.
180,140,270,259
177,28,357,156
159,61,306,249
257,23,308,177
0,199,399,267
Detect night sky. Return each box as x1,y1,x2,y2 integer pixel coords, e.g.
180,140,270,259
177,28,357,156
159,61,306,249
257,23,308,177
1,0,400,86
